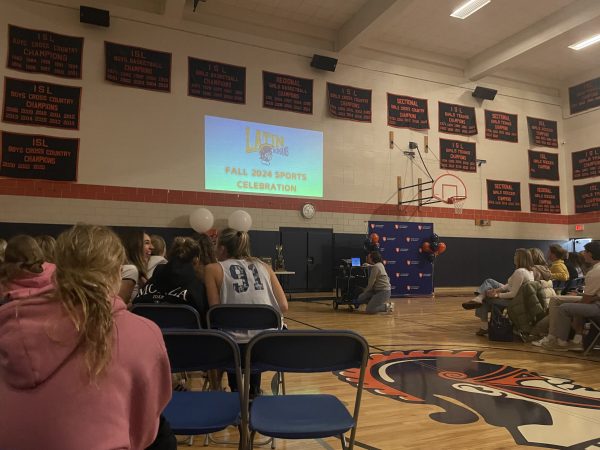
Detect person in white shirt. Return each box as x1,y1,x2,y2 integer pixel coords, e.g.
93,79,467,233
205,228,288,397
462,248,534,336
536,241,600,351
119,230,153,303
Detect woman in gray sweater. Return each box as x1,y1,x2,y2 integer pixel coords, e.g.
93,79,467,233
355,251,392,313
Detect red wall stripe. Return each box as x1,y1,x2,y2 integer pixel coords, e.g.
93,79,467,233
0,178,597,225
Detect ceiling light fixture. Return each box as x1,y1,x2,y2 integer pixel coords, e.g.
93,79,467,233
450,0,491,19
569,34,600,50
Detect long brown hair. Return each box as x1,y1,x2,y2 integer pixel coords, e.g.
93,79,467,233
514,248,533,270
54,224,125,379
120,229,147,280
196,233,217,265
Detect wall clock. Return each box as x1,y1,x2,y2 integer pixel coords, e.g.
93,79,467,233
301,203,316,219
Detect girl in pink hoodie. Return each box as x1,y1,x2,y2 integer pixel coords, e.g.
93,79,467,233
0,226,173,450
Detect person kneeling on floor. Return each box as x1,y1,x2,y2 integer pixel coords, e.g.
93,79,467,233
354,251,393,314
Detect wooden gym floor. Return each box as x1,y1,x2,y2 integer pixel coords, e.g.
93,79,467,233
180,294,600,450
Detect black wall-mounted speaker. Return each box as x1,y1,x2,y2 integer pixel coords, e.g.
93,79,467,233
310,54,337,72
472,86,497,100
80,6,110,27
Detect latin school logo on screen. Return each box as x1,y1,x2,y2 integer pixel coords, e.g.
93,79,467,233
245,127,289,166
406,260,421,265
405,237,420,243
395,272,410,278
417,224,432,231
418,272,432,278
394,224,409,230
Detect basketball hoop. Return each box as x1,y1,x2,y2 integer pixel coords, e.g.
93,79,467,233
448,196,466,214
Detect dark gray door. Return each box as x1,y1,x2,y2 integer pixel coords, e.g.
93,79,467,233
308,229,333,291
280,229,308,291
280,227,333,292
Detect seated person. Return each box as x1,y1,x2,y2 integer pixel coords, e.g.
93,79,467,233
535,241,600,351
147,233,168,278
119,229,154,303
462,248,534,336
547,244,569,284
0,234,53,303
204,228,288,397
134,236,214,326
561,251,583,294
354,251,393,314
0,224,174,449
528,248,551,281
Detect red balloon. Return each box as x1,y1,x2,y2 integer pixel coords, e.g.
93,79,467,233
370,233,380,244
436,242,447,255
421,241,432,253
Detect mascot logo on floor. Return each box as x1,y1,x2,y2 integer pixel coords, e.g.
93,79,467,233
337,350,600,449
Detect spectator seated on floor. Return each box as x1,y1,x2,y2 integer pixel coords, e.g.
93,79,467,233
507,280,554,338
534,241,600,352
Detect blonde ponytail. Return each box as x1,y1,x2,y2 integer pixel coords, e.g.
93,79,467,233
54,225,125,379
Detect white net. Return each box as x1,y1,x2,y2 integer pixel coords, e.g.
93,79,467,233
450,196,466,214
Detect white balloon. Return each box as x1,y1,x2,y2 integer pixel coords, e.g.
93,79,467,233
189,208,214,233
228,210,252,232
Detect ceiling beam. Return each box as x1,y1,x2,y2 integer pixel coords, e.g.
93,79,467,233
466,0,600,80
335,0,413,52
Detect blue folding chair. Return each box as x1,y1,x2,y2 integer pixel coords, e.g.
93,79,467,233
245,330,368,450
207,304,284,448
162,330,246,450
130,303,201,330
207,304,283,332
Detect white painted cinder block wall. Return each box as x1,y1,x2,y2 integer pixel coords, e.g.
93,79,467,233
0,0,596,240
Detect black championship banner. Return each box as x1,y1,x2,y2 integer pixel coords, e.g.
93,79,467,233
485,109,518,143
438,102,477,136
262,71,313,114
7,25,83,79
487,179,521,211
574,182,600,213
572,147,600,180
188,58,245,104
527,116,558,148
1,131,78,181
387,94,429,130
528,150,559,181
439,138,476,172
569,77,600,115
327,82,371,122
105,42,171,92
3,77,80,130
529,184,560,214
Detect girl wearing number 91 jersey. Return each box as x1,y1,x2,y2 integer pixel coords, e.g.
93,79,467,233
205,228,288,396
